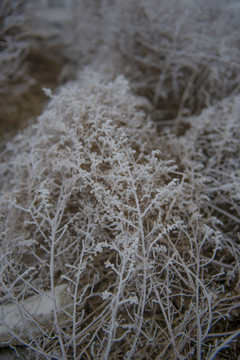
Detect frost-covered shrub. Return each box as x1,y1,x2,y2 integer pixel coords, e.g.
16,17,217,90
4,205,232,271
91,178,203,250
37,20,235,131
161,95,240,287
105,0,240,119
0,72,238,359
181,95,240,228
1,1,240,358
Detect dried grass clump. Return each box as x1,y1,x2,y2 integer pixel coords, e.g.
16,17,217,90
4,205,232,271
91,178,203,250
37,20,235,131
105,0,240,119
2,0,240,137
165,95,240,359
1,72,238,359
161,95,240,286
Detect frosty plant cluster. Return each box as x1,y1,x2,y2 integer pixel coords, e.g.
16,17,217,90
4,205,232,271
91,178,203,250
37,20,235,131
0,0,240,359
1,71,239,359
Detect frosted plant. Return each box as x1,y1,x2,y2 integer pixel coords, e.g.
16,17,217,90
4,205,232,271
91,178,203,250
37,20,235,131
103,0,240,119
162,94,240,277
159,94,240,359
0,71,237,359
182,95,240,227
1,0,240,358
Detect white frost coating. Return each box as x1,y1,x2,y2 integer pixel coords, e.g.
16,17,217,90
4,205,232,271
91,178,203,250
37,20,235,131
0,68,239,360
0,1,240,357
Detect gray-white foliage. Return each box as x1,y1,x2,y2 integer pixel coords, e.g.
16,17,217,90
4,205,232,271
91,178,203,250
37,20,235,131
0,1,240,359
